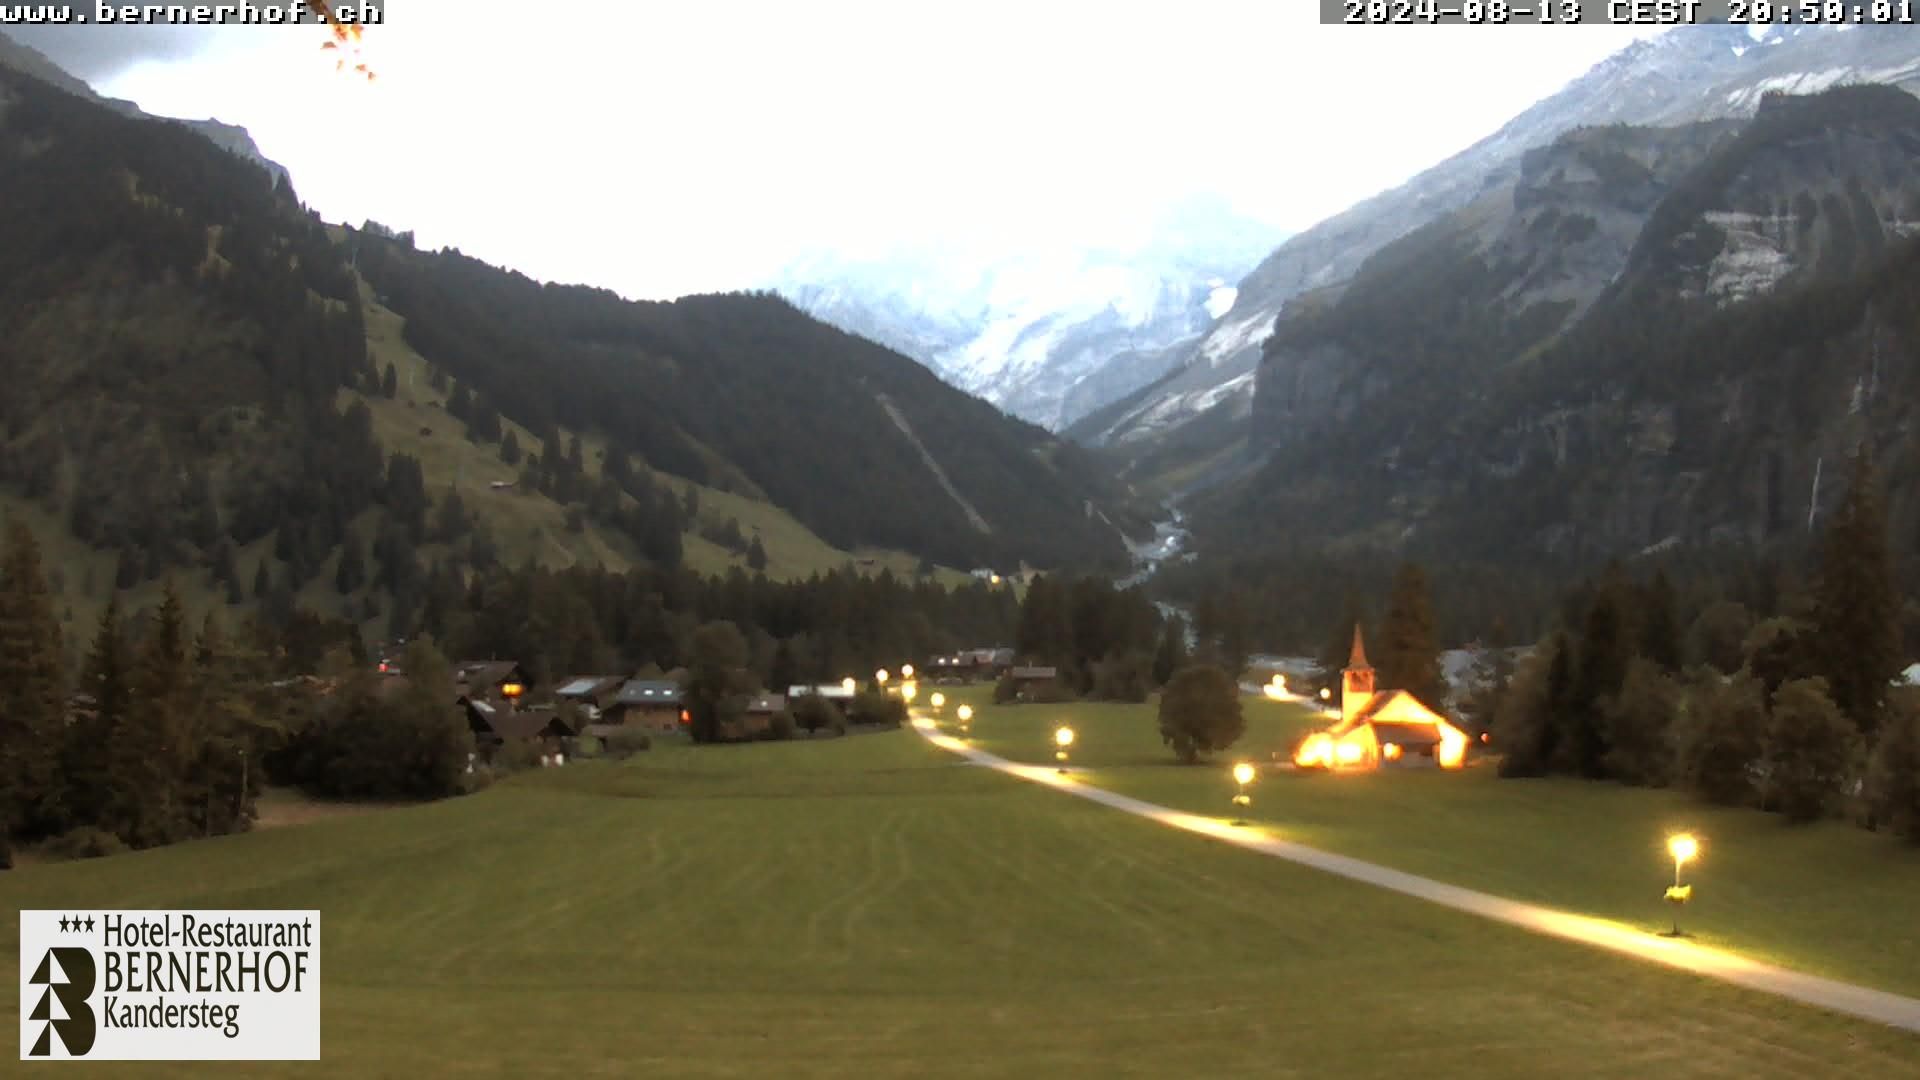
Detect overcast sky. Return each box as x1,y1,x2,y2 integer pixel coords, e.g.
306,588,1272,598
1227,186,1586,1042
9,5,1662,299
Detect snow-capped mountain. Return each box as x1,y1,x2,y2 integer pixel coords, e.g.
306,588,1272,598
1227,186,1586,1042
1088,24,1920,457
767,195,1287,430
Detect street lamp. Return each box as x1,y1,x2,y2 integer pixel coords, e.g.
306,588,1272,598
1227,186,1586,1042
841,676,856,694
1663,833,1699,937
901,682,918,704
1054,725,1075,773
1231,761,1256,824
956,703,973,736
930,691,946,712
876,669,890,690
902,663,915,679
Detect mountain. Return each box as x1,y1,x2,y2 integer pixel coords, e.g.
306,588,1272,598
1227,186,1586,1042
1175,83,1920,649
766,195,1286,431
0,28,288,184
1090,25,1920,488
0,56,1145,649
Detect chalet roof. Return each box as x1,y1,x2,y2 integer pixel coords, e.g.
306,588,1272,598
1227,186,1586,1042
488,710,553,741
1010,666,1058,680
613,679,683,707
1348,624,1372,671
790,684,854,700
556,675,624,699
457,660,522,687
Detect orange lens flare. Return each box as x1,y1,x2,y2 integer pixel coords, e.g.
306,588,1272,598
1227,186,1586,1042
313,1,376,81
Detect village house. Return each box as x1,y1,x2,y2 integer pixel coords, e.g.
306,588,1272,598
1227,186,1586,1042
1006,665,1061,701
553,675,627,719
603,679,687,733
723,694,785,741
463,696,577,760
928,647,1014,683
1293,627,1470,771
455,660,531,705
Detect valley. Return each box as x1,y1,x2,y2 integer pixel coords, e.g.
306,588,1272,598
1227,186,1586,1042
5,16,1920,1079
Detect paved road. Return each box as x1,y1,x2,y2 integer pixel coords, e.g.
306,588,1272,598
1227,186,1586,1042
910,718,1920,1036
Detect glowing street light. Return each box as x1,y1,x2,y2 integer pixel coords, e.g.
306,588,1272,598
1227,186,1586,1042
930,691,946,711
1663,833,1699,937
1231,761,1256,824
841,676,856,693
1319,687,1332,701
876,669,890,689
1054,725,1075,773
956,703,973,735
901,663,915,679
901,682,918,704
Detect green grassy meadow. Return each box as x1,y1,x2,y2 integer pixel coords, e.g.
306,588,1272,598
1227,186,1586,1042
5,719,1919,1076
942,688,1920,999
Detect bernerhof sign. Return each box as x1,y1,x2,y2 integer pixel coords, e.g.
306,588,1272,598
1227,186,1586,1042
19,910,320,1061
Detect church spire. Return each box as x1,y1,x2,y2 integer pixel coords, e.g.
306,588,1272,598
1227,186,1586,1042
1348,623,1372,671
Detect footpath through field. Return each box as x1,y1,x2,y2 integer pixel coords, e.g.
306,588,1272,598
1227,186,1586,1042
909,718,1920,1036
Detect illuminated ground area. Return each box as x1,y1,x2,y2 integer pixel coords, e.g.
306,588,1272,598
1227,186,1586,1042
3,729,1917,1076
946,691,1920,1000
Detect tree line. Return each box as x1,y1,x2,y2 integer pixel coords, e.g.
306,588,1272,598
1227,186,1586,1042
1480,452,1920,842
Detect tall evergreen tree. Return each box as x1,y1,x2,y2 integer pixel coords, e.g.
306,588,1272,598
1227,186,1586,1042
0,522,67,838
1811,450,1901,736
380,362,398,398
110,582,193,847
1378,563,1446,712
65,596,130,829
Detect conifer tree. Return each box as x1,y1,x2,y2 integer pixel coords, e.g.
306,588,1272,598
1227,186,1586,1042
1378,563,1446,713
380,362,398,398
65,596,129,829
1811,450,1901,736
186,612,263,837
0,521,67,838
110,582,193,847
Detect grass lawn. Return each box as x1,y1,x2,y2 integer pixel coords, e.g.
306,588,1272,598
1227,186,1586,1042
5,727,1918,1076
939,687,1920,999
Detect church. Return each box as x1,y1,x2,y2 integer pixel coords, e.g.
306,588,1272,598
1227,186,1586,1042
1292,626,1470,771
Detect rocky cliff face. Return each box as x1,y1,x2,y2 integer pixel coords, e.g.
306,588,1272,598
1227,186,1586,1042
1251,120,1736,452
1210,85,1920,571
1101,25,1920,468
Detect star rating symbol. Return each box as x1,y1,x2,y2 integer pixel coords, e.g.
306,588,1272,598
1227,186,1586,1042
55,915,93,933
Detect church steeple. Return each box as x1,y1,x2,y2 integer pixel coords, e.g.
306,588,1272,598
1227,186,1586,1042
1342,623,1375,723
1348,624,1371,671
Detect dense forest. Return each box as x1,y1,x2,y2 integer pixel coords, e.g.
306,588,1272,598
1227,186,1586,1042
0,60,1147,633
1477,452,1920,842
353,237,1145,572
0,67,381,589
